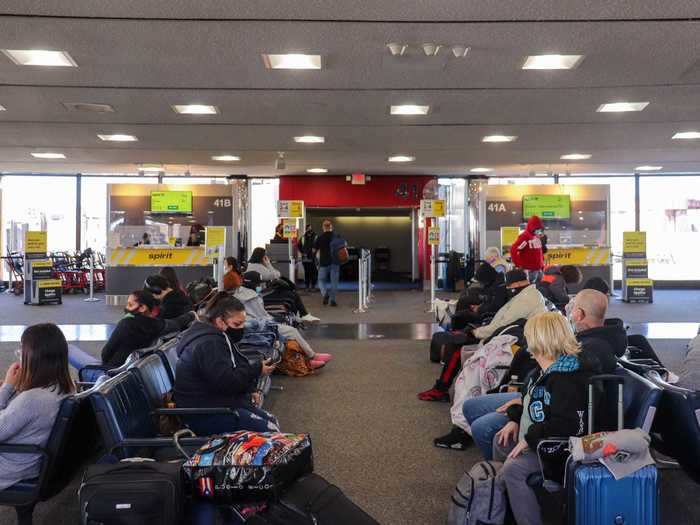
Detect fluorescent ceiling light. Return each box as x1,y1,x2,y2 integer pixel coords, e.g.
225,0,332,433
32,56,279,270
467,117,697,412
522,54,584,70
294,135,325,144
387,43,407,56
597,102,649,113
306,168,328,174
31,152,65,159
262,53,322,70
635,165,662,171
212,155,240,161
172,104,219,115
561,153,592,160
388,155,415,163
482,135,517,143
672,131,700,140
139,164,163,172
390,105,430,116
2,49,77,67
97,133,138,142
470,167,493,173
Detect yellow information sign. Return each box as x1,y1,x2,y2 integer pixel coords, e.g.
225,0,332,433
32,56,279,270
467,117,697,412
25,231,47,255
205,227,226,257
31,260,53,268
108,247,210,267
421,199,446,218
544,246,611,266
37,279,62,289
282,219,298,239
500,226,521,251
428,226,441,245
625,278,653,287
623,231,647,255
277,200,304,218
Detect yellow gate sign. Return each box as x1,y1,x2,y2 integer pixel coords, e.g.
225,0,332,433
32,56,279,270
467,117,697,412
421,199,446,218
25,231,47,256
277,200,304,218
428,226,441,245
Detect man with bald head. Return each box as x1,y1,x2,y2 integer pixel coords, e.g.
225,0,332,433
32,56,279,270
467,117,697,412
569,289,627,373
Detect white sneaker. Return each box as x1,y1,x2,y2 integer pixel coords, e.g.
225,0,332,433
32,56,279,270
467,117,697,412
301,313,320,324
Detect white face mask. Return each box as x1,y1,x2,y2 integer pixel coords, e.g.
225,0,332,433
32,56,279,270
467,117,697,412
567,307,578,334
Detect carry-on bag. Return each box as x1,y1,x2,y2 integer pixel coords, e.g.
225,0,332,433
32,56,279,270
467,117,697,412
182,431,313,502
447,460,506,525
262,473,379,525
566,375,659,525
78,460,184,525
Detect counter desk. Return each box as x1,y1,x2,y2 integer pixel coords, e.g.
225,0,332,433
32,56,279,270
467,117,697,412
544,245,612,293
105,246,213,305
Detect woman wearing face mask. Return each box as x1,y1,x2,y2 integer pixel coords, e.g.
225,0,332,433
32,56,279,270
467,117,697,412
173,292,278,435
100,290,195,368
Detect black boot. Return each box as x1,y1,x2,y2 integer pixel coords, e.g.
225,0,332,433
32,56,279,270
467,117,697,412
434,426,472,450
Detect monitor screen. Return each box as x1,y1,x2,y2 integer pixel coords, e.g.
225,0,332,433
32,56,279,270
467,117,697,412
150,191,193,214
522,194,571,220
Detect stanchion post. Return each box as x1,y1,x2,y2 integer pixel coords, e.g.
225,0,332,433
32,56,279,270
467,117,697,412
84,253,101,302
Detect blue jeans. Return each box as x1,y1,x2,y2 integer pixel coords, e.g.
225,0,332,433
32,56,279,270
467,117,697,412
463,392,519,460
318,264,339,302
184,404,280,436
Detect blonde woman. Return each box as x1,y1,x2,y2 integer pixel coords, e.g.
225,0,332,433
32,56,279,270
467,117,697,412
493,312,595,525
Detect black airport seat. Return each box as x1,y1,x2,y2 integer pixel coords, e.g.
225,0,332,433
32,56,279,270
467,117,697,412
646,371,700,482
129,353,174,410
0,395,83,525
614,366,663,432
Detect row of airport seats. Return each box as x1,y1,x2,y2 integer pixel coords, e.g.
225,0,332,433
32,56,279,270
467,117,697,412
0,325,282,524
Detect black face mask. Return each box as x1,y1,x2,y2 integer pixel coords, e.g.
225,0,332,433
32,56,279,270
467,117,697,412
226,327,245,344
124,307,140,316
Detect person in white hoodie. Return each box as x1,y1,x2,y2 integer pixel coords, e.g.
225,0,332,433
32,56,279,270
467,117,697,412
232,272,332,368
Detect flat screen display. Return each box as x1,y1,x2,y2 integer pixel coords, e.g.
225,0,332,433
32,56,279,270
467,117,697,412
522,194,571,220
150,191,193,214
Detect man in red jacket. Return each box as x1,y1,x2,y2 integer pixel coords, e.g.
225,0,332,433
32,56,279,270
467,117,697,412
510,216,545,282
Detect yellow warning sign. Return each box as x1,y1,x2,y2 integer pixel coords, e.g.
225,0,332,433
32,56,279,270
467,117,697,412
623,231,646,255
421,199,446,218
37,279,62,289
205,227,226,257
277,200,304,218
428,226,441,245
500,226,521,251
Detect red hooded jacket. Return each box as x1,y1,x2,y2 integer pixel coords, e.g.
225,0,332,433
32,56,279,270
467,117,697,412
510,216,545,271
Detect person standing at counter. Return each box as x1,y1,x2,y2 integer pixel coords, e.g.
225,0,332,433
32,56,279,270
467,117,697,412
136,232,151,246
186,230,201,247
510,215,546,283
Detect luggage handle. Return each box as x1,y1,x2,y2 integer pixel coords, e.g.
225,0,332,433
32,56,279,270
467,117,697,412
587,375,624,433
173,429,197,460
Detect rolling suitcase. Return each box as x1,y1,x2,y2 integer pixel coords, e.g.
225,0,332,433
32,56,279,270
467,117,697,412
262,473,379,525
566,375,659,525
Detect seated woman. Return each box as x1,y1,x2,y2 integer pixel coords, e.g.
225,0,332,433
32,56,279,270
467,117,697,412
0,323,74,491
222,256,242,292
246,247,320,323
173,292,278,435
146,274,193,319
233,272,331,368
101,290,195,368
493,312,594,525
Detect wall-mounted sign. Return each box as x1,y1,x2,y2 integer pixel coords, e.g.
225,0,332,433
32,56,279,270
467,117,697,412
108,247,210,267
522,194,571,220
282,219,298,239
428,226,441,245
351,173,367,185
421,199,446,218
205,226,226,257
277,200,304,218
25,231,47,258
623,231,647,257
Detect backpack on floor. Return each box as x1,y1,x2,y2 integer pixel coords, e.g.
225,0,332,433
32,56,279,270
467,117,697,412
276,340,314,377
448,460,507,525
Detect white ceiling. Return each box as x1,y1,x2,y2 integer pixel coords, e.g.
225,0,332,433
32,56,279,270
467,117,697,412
1,2,700,176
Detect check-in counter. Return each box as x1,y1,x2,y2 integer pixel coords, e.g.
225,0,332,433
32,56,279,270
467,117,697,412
105,246,212,305
544,245,612,293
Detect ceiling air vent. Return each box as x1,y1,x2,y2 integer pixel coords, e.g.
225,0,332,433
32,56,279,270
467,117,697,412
63,102,115,113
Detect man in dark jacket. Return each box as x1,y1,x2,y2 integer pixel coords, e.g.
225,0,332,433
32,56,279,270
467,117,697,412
569,288,627,373
101,290,194,368
145,274,193,319
536,265,582,306
173,293,277,435
451,262,507,330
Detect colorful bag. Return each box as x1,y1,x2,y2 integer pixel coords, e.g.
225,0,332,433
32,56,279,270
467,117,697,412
277,340,314,377
183,431,313,502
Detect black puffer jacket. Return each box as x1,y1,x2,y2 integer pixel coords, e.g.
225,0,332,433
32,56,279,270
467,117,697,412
174,321,262,409
456,263,507,316
577,324,628,374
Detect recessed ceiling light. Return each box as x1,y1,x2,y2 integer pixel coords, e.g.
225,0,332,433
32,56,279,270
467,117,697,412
482,135,517,143
212,155,240,161
97,133,138,142
422,43,441,57
597,102,649,113
172,104,219,115
522,54,584,70
635,165,662,171
451,45,470,58
0,105,5,111
307,168,328,174
387,43,408,56
262,53,322,70
672,131,700,140
63,102,114,113
139,164,163,172
294,135,325,144
31,152,65,159
470,167,493,173
2,49,77,67
390,105,430,116
561,153,592,160
388,155,415,163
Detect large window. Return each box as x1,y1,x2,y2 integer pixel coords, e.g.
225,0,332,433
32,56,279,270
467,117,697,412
250,178,280,251
559,176,635,280
640,176,700,280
